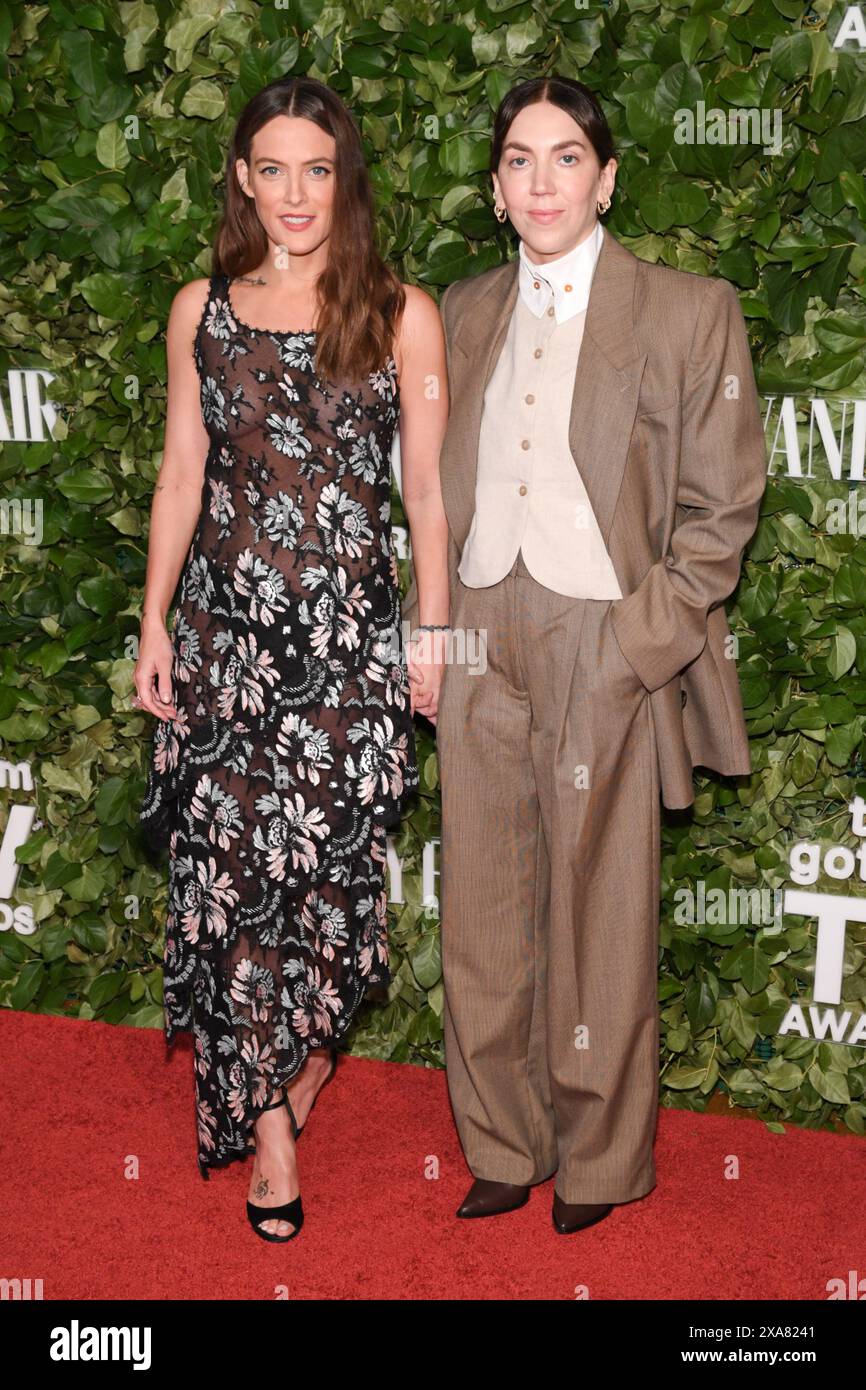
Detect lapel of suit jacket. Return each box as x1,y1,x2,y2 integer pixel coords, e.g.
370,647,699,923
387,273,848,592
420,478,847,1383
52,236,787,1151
444,224,650,556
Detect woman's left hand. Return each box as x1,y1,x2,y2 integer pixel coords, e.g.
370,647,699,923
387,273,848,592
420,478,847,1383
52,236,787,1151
407,631,448,725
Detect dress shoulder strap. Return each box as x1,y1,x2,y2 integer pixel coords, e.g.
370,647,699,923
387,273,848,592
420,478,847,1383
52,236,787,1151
209,270,229,303
216,271,236,321
194,272,226,360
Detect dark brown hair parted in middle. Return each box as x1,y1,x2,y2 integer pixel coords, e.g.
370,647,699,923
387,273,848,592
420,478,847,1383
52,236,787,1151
213,75,405,383
490,75,617,184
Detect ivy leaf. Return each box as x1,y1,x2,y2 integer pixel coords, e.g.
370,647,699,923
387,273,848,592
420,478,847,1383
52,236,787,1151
89,971,127,1010
774,512,816,559
685,976,717,1031
95,121,130,171
809,1062,851,1105
410,928,441,989
10,961,45,1010
94,776,129,825
826,625,857,678
739,943,771,993
825,723,860,766
790,743,818,786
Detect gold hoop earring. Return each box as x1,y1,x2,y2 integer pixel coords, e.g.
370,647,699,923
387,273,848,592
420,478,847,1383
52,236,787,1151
597,196,611,214
494,203,507,224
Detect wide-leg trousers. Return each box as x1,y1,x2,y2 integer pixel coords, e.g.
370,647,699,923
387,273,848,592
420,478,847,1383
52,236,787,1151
436,548,662,1204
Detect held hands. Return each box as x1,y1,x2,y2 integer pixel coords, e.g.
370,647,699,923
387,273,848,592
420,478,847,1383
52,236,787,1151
133,617,178,720
407,627,449,726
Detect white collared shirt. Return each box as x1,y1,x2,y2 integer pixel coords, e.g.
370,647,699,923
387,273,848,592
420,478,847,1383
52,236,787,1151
518,220,604,325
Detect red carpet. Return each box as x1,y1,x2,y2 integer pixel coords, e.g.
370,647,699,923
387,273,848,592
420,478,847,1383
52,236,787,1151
1,1009,862,1300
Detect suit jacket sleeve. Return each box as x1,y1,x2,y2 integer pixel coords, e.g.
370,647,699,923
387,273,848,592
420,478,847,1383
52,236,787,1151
608,276,767,694
398,281,455,638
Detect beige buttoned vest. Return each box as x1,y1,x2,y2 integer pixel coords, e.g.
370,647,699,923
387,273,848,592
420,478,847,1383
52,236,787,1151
457,292,622,599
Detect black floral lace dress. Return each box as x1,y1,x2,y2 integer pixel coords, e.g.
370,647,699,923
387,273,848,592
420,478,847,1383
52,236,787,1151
140,272,419,1178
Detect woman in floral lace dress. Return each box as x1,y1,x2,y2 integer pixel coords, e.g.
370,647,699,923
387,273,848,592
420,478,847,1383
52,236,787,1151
134,77,449,1240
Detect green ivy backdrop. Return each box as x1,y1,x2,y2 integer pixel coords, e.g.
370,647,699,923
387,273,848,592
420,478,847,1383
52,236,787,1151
2,0,866,1135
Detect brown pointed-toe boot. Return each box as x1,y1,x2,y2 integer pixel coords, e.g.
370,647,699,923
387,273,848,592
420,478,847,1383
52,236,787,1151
456,1178,530,1218
551,1193,613,1234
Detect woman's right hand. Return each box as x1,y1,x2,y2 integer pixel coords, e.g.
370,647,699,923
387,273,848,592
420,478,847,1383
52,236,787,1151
134,619,178,720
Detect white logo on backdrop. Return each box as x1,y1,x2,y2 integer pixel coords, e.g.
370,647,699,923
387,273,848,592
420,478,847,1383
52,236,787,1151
833,6,866,47
780,795,866,1046
0,370,58,441
0,760,37,934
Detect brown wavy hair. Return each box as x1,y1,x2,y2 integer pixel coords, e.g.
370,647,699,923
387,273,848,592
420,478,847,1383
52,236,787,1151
213,76,405,382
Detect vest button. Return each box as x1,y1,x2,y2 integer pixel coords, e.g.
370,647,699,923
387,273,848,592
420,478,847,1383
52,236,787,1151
520,439,530,450
525,393,535,404
534,348,543,358
519,485,528,496
547,306,554,317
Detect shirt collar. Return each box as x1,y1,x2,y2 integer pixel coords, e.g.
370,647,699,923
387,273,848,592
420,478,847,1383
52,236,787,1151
518,221,604,324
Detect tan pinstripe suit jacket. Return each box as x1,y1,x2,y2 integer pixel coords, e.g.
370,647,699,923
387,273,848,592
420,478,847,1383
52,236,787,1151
402,225,768,810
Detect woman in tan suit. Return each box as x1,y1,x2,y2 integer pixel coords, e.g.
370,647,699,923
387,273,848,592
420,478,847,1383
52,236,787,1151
405,75,767,1234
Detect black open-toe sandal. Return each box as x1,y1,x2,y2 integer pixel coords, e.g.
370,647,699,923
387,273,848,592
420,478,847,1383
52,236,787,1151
296,1047,338,1141
246,1092,304,1244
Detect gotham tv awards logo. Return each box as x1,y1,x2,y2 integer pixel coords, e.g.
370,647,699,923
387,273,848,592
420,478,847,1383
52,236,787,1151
780,795,866,1046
